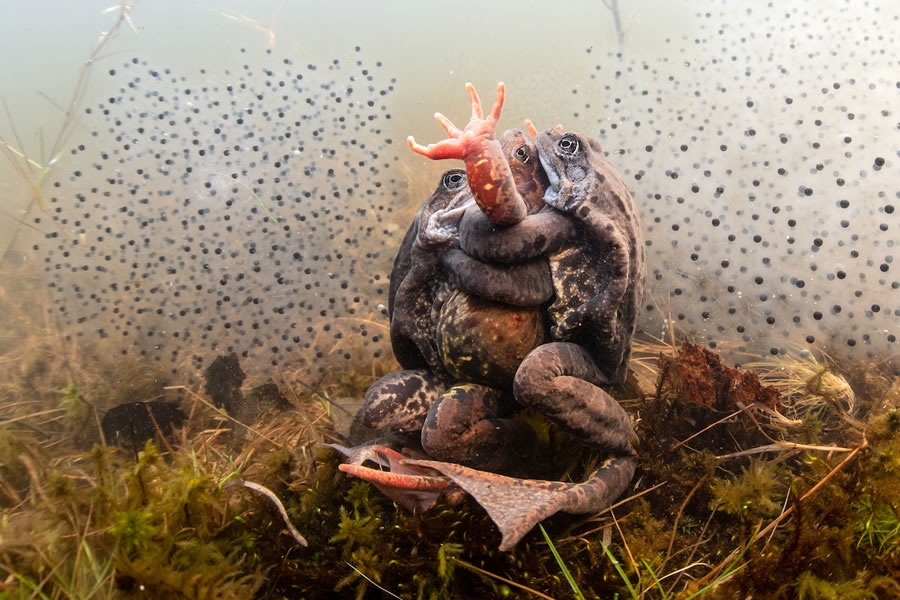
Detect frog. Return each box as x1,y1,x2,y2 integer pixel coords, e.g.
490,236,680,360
341,83,645,551
456,125,645,386
360,165,552,450
338,166,540,511
355,85,564,471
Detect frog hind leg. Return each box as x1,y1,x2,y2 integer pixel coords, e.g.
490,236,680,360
357,369,444,433
419,340,636,550
404,455,635,551
513,342,635,455
420,383,538,473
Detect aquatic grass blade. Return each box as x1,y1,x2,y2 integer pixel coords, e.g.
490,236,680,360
599,538,637,599
538,523,585,600
682,545,749,600
641,558,670,599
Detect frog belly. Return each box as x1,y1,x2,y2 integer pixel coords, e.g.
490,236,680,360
436,289,546,388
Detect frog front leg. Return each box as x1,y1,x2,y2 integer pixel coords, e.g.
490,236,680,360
549,213,633,380
408,82,530,225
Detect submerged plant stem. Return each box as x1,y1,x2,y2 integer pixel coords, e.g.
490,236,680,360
224,478,308,547
1,1,137,265
716,440,855,460
690,436,869,591
449,556,555,600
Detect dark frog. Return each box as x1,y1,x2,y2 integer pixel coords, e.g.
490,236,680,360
534,127,646,385
340,83,646,551
457,126,645,386
363,165,550,442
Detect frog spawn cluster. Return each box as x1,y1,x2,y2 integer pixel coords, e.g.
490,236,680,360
31,1,899,380
566,2,898,371
36,49,402,377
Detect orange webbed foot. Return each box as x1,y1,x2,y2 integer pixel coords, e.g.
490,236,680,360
337,445,465,512
408,82,506,161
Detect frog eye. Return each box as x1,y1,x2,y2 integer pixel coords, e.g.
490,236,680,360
513,145,531,164
442,170,467,190
558,134,580,155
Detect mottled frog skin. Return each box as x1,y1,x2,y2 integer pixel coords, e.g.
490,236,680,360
344,83,646,552
536,129,646,385
387,169,470,376
366,165,551,440
460,129,646,384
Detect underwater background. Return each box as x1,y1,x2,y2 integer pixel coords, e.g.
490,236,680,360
3,0,896,382
1,1,898,598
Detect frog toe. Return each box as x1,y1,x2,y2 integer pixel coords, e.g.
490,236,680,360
407,134,466,160
433,112,462,137
338,445,463,512
326,442,392,468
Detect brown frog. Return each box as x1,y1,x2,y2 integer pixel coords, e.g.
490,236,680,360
342,83,646,551
359,165,549,470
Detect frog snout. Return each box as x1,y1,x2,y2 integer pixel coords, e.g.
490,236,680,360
539,154,561,191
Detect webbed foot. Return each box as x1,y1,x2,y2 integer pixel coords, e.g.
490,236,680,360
335,442,635,550
407,82,505,161
405,455,636,551
337,445,465,512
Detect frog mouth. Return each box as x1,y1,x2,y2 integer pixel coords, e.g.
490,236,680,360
539,153,561,204
437,197,476,228
424,196,476,244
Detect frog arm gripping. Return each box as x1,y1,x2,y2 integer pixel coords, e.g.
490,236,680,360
458,206,578,264
408,82,528,225
440,248,553,306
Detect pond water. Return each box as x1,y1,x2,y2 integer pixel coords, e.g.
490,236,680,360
2,0,896,384
1,2,898,597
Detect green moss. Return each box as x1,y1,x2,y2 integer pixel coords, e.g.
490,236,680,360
59,383,89,425
793,570,900,600
2,338,899,598
709,458,783,519
853,494,900,557
330,505,381,557
262,445,293,481
618,498,669,570
0,431,38,506
799,413,824,443
111,509,158,555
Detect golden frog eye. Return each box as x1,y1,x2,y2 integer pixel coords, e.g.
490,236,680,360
514,145,530,163
558,134,580,155
442,170,466,190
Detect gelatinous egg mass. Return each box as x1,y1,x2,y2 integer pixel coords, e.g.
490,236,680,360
36,50,403,377
576,5,898,370
28,1,898,378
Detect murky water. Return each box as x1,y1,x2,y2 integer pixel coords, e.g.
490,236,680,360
1,0,897,384
0,3,898,598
